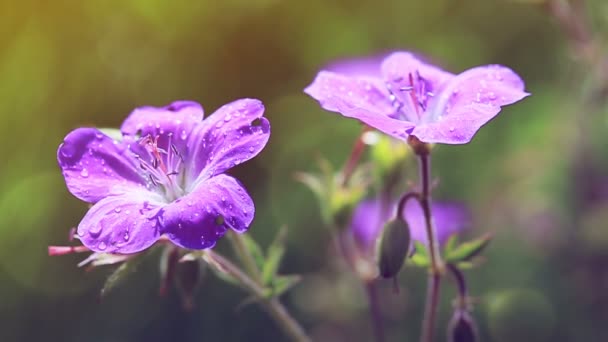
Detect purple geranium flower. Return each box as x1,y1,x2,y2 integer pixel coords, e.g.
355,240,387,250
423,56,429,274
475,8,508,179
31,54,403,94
305,51,529,144
350,199,471,254
57,99,270,253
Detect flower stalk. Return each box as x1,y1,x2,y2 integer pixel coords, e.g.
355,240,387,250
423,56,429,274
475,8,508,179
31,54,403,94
227,234,311,342
204,247,311,342
409,136,443,342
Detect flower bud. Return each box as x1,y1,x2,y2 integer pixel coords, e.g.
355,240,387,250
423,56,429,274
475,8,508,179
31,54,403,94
448,309,478,342
376,217,411,278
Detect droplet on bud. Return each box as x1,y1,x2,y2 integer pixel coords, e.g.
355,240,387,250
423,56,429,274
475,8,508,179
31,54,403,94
376,217,411,279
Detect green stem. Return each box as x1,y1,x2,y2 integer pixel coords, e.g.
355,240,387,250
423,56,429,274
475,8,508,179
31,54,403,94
203,249,311,342
417,152,444,342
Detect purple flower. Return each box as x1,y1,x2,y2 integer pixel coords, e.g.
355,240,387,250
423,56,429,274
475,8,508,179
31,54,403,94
304,51,529,144
350,199,471,254
57,99,270,253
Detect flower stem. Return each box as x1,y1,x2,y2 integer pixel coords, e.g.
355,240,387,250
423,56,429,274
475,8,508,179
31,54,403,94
365,280,386,342
446,263,468,310
416,152,444,342
203,249,311,342
341,125,369,186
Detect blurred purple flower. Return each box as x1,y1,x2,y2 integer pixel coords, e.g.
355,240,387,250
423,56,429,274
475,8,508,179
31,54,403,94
350,199,471,253
57,99,270,253
305,51,529,144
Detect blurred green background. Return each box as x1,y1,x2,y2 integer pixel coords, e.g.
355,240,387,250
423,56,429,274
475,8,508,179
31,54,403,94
2,0,608,341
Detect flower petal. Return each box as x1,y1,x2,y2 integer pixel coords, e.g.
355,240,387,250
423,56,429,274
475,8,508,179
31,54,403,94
185,99,270,184
76,193,164,253
120,101,205,155
161,174,254,249
58,127,147,202
304,71,416,140
417,65,529,144
350,200,385,252
381,52,455,90
403,201,471,245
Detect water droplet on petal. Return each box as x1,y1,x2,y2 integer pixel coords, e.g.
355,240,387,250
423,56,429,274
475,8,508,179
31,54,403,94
248,146,254,153
180,130,188,140
224,114,231,122
449,127,455,132
95,133,104,140
80,169,89,177
123,232,130,241
98,241,107,250
114,208,121,213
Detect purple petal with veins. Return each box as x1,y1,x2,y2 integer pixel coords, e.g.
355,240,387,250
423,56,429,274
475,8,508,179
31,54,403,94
57,99,269,253
305,51,529,144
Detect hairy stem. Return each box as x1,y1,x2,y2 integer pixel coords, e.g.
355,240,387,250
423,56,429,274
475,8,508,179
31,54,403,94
341,125,369,186
417,152,443,342
365,281,386,342
203,249,311,342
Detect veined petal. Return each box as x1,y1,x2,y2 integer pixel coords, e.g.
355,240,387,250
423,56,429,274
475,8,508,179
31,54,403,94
76,193,165,254
120,101,205,151
185,99,270,184
58,128,147,203
162,174,254,249
381,52,455,90
403,201,471,245
418,65,529,144
305,71,416,141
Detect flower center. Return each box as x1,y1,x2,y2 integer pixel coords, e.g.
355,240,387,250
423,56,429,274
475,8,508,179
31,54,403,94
385,71,434,123
134,134,185,202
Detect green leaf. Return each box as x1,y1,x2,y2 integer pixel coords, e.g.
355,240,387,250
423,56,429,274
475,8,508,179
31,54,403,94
444,235,458,254
199,251,240,286
240,234,266,271
100,256,142,298
408,241,430,267
268,275,301,298
261,226,288,285
445,233,493,263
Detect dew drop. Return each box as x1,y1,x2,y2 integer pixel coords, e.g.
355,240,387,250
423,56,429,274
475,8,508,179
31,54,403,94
114,208,121,213
180,130,188,140
449,127,455,132
80,169,89,177
248,146,254,153
98,241,107,250
187,201,193,207
123,232,130,241
95,133,104,140
224,114,232,122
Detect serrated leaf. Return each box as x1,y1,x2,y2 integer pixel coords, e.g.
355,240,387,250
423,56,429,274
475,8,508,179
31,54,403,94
240,234,266,271
408,241,430,267
409,253,430,267
200,251,240,286
268,275,301,298
445,233,493,263
261,226,287,285
293,171,325,200
100,257,142,298
444,235,458,254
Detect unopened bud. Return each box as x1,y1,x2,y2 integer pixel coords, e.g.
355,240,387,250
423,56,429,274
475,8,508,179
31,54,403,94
448,309,478,342
376,218,411,278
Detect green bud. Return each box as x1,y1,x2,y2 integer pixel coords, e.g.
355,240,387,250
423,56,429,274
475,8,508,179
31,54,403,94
376,218,411,278
448,309,478,342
